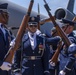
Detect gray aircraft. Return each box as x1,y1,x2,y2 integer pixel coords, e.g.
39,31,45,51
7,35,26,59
54,0,76,30
0,0,75,35
54,0,75,20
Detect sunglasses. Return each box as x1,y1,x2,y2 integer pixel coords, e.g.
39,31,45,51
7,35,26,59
29,25,37,28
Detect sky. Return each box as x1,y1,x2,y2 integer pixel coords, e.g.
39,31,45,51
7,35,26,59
8,0,76,17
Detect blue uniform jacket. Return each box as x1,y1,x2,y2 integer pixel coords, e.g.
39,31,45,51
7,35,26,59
59,32,76,75
0,28,13,75
14,33,60,75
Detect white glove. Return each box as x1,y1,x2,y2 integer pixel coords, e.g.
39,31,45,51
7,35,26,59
0,62,11,71
69,43,76,47
36,29,41,35
59,70,66,75
10,39,15,47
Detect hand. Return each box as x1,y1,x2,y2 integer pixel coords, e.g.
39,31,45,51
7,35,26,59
0,62,11,71
68,43,76,54
59,70,66,75
69,43,76,47
10,39,15,47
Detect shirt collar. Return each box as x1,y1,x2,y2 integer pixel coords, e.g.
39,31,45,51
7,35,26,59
28,31,37,38
28,31,36,35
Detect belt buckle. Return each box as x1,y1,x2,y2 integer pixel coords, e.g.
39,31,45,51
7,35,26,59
30,56,35,60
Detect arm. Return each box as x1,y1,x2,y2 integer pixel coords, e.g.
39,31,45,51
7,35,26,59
59,43,76,75
42,44,50,75
59,54,75,75
46,36,61,46
13,48,21,73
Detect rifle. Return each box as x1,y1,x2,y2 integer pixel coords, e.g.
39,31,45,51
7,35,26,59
49,41,62,65
43,0,71,64
72,16,76,21
39,15,76,26
4,0,34,64
39,17,55,25
37,3,40,29
43,0,71,46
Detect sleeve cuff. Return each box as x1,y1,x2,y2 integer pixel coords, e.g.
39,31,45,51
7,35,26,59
13,68,21,73
63,66,71,72
49,61,55,66
44,70,50,73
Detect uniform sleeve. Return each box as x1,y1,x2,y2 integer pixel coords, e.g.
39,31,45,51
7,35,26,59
42,44,50,75
13,48,21,73
62,36,76,73
0,60,3,67
69,36,76,44
45,36,61,45
63,55,75,73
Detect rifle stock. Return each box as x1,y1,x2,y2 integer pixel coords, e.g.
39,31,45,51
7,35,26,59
49,41,62,64
4,0,34,64
43,0,71,64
